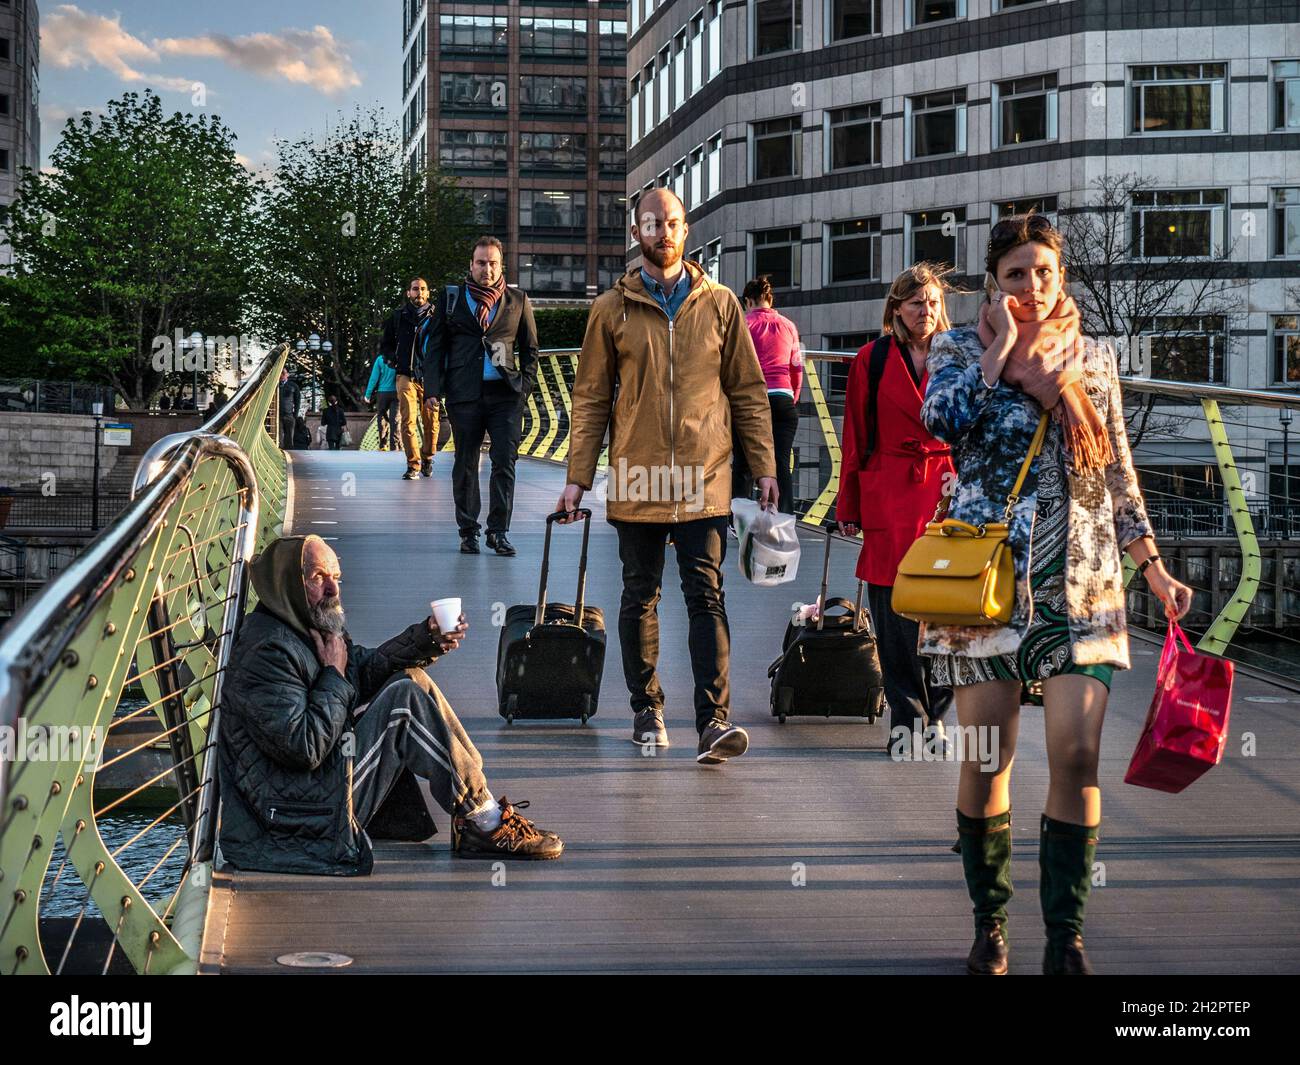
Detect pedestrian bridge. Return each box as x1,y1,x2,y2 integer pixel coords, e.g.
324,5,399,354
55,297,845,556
2,346,1298,975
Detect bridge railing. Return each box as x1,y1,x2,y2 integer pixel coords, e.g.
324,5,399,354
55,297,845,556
369,346,1300,685
0,344,289,974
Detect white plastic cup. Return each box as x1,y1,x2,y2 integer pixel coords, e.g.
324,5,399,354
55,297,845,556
430,597,462,634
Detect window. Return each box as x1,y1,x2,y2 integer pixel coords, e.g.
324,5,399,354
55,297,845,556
754,0,801,57
658,45,672,122
630,75,641,146
1131,189,1226,258
519,253,585,294
1273,316,1300,385
909,90,967,158
673,158,688,204
403,29,427,95
643,60,656,136
441,73,505,111
439,16,508,54
519,190,588,232
991,195,1059,226
599,133,627,174
688,145,704,207
1274,61,1300,130
599,20,627,59
0,38,9,61
520,19,588,57
1145,316,1228,384
689,12,705,95
707,1,722,79
439,129,508,170
704,238,722,281
598,194,627,233
519,132,588,171
520,75,587,112
674,30,687,108
909,207,966,270
1273,188,1300,258
753,117,802,180
631,0,641,35
598,255,626,292
826,332,874,352
752,226,802,289
0,93,8,116
911,0,966,25
827,218,882,283
657,168,671,189
1130,64,1226,134
467,188,508,230
827,103,882,170
0,148,8,172
707,132,723,198
995,73,1058,146
830,0,881,40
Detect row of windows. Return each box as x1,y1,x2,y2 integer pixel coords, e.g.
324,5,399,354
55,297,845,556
403,20,427,95
629,133,725,243
438,16,626,58
403,78,427,142
629,2,723,147
440,73,626,115
518,253,628,295
456,186,630,232
439,129,626,173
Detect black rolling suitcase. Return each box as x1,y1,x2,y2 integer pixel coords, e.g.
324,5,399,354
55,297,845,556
768,526,886,723
496,508,606,724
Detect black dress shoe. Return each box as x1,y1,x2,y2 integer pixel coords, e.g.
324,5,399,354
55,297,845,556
486,532,516,556
421,459,432,477
460,535,480,554
966,919,1009,975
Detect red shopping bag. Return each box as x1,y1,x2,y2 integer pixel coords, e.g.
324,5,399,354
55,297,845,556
1124,621,1234,793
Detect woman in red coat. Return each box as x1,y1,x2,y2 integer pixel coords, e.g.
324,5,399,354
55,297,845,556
837,263,957,748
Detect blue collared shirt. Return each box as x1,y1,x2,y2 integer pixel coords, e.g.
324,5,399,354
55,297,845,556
463,286,504,381
640,267,692,321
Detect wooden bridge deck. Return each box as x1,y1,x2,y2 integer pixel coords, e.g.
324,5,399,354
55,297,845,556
200,449,1300,974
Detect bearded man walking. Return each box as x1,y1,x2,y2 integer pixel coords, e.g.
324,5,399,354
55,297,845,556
380,277,440,480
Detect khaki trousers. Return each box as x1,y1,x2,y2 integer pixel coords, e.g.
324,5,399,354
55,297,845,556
396,374,438,470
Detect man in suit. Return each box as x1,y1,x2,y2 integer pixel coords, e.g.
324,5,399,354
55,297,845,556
424,236,539,556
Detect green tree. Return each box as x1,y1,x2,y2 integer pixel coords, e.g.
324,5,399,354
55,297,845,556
247,108,473,408
0,90,257,408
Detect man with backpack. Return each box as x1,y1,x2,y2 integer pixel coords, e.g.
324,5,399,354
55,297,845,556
422,236,539,556
379,277,439,480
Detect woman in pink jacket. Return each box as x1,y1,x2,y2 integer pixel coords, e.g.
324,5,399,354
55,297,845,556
734,276,802,514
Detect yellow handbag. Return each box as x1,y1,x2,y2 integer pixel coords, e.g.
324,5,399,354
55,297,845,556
891,414,1048,626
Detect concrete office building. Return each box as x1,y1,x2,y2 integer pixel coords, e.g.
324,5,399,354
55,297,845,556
626,0,1300,507
401,0,630,298
0,0,39,266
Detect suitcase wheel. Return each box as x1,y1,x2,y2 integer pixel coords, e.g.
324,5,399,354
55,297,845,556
506,694,517,724
580,712,589,725
778,713,786,724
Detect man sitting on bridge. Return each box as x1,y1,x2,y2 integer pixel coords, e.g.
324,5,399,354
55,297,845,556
217,534,563,874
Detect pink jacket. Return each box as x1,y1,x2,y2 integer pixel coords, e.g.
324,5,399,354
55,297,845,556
745,307,802,403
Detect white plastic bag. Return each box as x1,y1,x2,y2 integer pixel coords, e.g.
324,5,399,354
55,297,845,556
732,498,800,586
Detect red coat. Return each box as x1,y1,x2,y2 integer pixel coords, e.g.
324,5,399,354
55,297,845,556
837,337,955,587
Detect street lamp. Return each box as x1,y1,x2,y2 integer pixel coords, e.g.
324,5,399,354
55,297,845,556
91,401,103,531
1282,407,1294,539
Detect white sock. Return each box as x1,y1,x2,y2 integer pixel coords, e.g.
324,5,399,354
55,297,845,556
465,795,501,831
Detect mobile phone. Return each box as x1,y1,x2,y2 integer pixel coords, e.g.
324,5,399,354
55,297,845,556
983,273,999,301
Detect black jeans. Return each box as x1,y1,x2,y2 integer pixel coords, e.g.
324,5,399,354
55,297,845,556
732,392,799,514
374,391,398,448
867,582,953,732
446,381,523,537
612,515,731,734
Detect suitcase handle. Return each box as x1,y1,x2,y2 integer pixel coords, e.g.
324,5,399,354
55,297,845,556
816,525,866,634
537,508,593,627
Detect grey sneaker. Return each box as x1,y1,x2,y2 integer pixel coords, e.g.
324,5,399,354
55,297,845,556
697,719,749,764
631,708,669,748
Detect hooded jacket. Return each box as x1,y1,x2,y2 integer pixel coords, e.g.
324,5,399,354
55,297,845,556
217,535,441,876
567,261,776,522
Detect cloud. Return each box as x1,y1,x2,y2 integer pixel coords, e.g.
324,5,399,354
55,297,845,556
42,5,193,92
155,26,361,97
40,7,360,96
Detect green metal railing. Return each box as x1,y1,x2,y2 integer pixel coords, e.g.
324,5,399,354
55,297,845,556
0,345,289,974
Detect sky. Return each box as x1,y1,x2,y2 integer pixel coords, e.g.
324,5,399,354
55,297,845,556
37,1,402,172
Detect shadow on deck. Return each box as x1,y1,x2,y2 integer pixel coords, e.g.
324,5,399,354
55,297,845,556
200,450,1300,975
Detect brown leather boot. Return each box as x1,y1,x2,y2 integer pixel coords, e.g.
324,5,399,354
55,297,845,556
968,918,1009,976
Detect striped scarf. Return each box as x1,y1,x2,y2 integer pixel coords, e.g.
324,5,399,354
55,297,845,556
465,274,506,331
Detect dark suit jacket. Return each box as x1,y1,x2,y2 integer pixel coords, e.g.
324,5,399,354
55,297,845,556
423,284,539,405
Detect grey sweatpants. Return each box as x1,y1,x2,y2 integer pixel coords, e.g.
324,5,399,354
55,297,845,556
350,668,491,825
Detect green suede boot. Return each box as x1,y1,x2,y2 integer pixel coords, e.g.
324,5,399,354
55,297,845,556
956,809,1013,975
1039,814,1099,975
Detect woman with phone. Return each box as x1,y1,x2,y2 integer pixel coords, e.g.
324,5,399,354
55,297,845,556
837,263,957,748
919,214,1192,976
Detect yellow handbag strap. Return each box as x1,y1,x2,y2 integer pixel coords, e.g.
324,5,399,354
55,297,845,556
1002,414,1050,522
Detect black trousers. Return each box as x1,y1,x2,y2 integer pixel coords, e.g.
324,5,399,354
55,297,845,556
374,391,398,448
446,381,523,537
866,581,953,732
279,414,295,450
732,393,799,514
612,515,731,733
